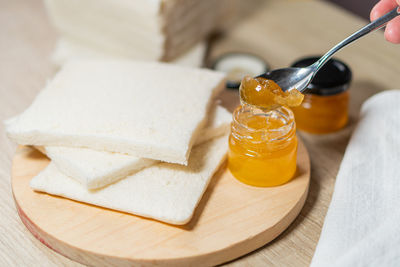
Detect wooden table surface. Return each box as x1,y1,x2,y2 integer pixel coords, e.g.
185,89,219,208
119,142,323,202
1,0,400,266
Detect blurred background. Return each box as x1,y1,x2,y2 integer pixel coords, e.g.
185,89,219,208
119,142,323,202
328,0,377,19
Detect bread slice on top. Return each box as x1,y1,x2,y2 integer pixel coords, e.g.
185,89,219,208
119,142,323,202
5,60,226,165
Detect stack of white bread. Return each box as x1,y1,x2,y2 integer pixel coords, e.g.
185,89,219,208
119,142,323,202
44,0,239,66
5,59,231,225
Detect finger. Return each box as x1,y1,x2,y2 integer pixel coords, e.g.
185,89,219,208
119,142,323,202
385,16,400,43
370,0,398,21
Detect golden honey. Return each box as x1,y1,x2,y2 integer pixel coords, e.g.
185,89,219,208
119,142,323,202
227,76,302,187
239,76,304,108
292,91,349,134
290,56,352,134
228,105,297,187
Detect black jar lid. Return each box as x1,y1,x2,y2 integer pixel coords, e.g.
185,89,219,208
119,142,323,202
291,56,352,96
211,52,269,89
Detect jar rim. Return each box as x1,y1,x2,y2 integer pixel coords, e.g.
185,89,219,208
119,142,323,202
232,104,296,141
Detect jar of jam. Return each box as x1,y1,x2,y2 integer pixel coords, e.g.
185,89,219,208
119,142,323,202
228,104,297,187
290,57,352,134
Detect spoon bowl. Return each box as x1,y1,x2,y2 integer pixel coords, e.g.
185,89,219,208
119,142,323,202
259,67,314,92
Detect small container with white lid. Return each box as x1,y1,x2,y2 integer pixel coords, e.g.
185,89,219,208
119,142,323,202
211,52,269,89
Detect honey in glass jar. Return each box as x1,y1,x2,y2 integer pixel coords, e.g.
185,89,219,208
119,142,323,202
290,57,352,134
228,104,297,187
228,76,303,187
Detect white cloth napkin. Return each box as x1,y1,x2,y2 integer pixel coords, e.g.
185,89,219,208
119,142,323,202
311,90,400,267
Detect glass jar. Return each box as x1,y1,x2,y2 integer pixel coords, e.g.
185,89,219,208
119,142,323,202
292,91,349,133
290,56,352,134
228,104,297,187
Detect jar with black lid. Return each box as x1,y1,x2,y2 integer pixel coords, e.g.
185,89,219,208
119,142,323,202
290,56,352,134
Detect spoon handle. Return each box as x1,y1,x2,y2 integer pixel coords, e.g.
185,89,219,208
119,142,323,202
312,6,400,74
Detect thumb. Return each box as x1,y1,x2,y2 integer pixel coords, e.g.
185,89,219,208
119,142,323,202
397,0,400,6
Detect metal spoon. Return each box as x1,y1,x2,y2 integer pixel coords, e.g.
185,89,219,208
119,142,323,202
259,7,400,92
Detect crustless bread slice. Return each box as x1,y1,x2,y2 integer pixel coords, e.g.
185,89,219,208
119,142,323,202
42,105,231,189
5,60,225,165
30,135,228,225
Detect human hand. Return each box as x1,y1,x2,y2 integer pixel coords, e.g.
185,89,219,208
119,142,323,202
371,0,400,43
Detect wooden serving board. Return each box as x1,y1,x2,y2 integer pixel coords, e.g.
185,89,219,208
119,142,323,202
11,140,310,267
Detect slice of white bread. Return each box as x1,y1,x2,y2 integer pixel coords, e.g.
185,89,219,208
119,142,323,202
51,38,207,68
43,105,231,189
43,0,238,62
5,60,226,165
30,135,228,225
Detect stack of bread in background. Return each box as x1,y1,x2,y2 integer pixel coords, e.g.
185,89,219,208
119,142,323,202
5,60,230,224
44,0,244,67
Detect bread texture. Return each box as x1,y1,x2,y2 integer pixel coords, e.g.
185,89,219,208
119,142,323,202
51,38,207,68
43,105,231,189
30,135,228,225
43,0,237,61
5,60,226,164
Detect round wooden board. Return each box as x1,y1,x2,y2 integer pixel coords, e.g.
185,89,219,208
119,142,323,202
11,140,310,267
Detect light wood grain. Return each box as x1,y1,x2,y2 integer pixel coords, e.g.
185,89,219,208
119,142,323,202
2,0,400,266
11,142,309,267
